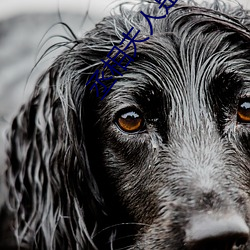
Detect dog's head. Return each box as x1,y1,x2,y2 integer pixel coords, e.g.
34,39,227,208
3,1,250,249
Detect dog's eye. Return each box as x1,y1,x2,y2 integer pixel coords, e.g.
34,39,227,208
237,99,250,123
116,110,144,133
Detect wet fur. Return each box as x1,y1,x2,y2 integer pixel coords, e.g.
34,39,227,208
2,0,250,249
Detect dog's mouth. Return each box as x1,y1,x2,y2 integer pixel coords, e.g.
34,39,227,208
185,213,249,250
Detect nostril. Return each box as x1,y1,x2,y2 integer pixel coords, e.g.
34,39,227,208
235,236,248,248
186,233,248,250
185,213,249,250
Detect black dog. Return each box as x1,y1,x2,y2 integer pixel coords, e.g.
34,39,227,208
2,0,250,249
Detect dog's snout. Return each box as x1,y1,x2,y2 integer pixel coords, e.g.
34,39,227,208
185,213,249,250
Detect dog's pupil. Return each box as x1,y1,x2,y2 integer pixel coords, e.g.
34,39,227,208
121,111,139,120
237,100,250,122
240,101,250,110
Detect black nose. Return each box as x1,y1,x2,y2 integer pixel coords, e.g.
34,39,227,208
185,213,249,250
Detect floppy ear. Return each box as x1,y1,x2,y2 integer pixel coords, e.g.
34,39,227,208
2,38,113,249
1,5,146,248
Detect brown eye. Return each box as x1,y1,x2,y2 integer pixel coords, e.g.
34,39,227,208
237,99,250,123
116,110,145,133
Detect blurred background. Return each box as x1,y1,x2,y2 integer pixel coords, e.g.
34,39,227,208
0,0,116,172
0,0,250,174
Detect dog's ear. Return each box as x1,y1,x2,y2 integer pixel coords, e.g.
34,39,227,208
1,6,145,248
2,33,115,249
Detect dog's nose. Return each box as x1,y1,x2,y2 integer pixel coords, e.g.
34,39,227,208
185,213,249,250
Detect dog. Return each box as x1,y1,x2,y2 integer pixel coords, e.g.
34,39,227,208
1,0,250,249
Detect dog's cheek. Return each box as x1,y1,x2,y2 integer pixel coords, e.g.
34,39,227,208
101,137,161,224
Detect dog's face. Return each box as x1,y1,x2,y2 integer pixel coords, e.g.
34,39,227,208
84,3,250,249
4,1,250,250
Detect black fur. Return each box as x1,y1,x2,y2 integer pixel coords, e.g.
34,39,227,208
2,0,250,249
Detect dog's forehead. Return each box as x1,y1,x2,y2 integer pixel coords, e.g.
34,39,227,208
109,7,250,105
